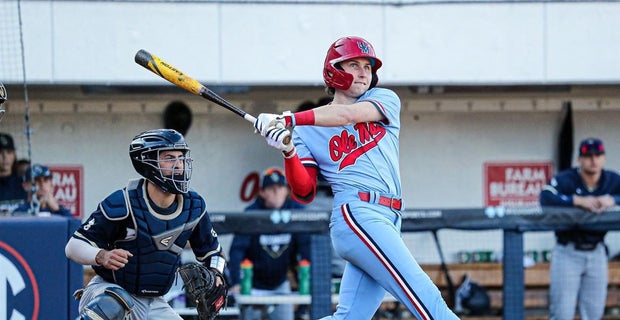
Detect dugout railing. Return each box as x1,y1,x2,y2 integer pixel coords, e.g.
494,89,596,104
210,206,620,320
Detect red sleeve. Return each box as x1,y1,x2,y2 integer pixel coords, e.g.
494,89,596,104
284,154,317,204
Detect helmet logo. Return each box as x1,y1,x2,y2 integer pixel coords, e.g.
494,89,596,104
357,41,370,54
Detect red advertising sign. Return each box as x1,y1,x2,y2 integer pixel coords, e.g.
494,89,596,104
48,165,84,219
484,161,554,207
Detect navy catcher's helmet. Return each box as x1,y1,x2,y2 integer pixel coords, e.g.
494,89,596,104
129,129,192,194
323,36,383,91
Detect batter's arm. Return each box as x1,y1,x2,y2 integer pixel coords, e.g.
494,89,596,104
270,101,383,129
311,101,384,126
284,156,317,204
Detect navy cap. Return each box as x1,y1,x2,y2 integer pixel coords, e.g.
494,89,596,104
261,167,287,189
579,138,605,156
0,133,15,151
23,164,52,182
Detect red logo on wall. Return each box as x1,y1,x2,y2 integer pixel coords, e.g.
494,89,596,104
48,165,84,219
239,171,260,202
484,161,553,207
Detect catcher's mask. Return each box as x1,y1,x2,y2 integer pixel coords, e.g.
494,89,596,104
129,129,192,194
323,36,382,91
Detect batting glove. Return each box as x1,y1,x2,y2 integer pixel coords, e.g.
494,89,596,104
266,128,296,158
254,112,293,137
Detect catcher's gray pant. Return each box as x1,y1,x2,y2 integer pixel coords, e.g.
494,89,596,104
549,242,607,320
79,275,183,320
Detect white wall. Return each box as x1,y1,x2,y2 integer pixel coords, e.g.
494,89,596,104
2,1,620,84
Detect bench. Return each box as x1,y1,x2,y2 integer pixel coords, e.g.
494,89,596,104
419,261,620,315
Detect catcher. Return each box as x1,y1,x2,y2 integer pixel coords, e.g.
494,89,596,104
65,129,227,320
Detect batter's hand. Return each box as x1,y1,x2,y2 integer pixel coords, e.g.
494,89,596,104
96,249,133,271
254,112,291,136
266,129,295,158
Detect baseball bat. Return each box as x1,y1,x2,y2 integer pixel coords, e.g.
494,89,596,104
134,49,290,144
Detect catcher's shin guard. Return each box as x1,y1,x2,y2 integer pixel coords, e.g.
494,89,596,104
80,287,134,320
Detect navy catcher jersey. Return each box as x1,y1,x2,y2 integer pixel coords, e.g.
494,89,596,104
71,178,222,296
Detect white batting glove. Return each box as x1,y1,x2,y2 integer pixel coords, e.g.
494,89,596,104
265,128,296,158
254,112,292,136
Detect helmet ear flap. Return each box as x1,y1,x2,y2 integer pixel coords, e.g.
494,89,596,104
323,63,354,91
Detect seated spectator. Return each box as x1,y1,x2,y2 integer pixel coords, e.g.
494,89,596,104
0,132,27,214
14,164,71,217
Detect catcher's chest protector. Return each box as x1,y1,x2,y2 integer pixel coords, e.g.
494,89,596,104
101,179,205,296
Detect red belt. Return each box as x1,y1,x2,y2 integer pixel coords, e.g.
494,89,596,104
358,192,402,210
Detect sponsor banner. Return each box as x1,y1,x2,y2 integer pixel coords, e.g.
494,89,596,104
484,161,553,207
49,165,84,219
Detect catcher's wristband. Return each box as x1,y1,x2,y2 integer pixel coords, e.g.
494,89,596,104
209,255,226,274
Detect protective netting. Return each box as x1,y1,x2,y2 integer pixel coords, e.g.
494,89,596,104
0,0,32,163
0,1,23,83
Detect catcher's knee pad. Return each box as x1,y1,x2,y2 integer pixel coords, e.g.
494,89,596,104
80,287,134,320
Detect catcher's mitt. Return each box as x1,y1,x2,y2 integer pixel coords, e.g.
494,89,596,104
178,263,228,320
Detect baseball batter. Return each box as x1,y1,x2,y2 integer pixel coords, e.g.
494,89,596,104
254,36,458,319
65,129,226,320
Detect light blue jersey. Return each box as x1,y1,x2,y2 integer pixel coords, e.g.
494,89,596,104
293,88,402,208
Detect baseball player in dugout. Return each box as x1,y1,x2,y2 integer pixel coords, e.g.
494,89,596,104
254,36,459,319
13,164,72,216
65,129,227,320
0,131,28,213
228,166,311,320
540,137,620,320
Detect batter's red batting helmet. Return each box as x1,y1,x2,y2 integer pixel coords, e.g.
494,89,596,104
323,36,383,91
